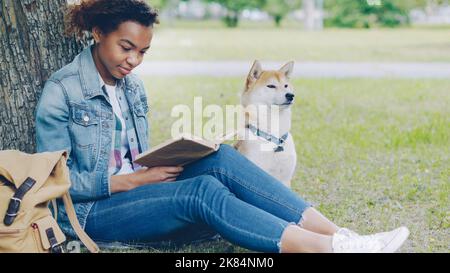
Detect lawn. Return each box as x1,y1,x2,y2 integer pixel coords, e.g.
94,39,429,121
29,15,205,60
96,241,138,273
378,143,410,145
147,23,450,62
105,76,449,253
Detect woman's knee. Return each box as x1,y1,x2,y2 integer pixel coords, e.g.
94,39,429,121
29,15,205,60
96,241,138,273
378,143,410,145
191,175,230,195
218,144,237,156
209,144,239,164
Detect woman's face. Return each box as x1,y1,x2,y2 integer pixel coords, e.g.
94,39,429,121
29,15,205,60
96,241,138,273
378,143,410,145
93,21,153,84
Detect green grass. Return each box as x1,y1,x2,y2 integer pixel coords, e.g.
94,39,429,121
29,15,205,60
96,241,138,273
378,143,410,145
148,25,450,62
105,77,449,253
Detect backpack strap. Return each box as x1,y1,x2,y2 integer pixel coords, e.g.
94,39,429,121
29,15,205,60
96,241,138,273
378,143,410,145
61,193,100,253
51,199,58,222
3,177,36,226
0,174,14,187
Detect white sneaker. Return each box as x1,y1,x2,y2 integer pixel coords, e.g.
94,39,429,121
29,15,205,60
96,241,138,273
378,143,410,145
377,227,410,253
332,233,383,253
332,226,410,253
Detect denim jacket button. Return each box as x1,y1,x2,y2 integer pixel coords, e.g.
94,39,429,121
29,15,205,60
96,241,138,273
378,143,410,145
83,115,90,122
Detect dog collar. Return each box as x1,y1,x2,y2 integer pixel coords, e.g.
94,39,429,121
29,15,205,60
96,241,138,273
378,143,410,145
246,124,289,153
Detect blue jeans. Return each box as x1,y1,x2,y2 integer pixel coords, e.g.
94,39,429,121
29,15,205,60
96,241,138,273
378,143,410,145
85,145,312,252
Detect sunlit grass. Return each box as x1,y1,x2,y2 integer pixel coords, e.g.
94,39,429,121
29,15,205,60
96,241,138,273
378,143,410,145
148,25,450,62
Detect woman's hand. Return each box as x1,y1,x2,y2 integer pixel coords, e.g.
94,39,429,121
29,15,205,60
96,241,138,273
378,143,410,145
111,166,184,193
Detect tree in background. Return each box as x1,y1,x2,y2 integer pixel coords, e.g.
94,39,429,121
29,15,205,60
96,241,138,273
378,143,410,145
0,0,88,153
148,0,187,10
325,0,410,28
151,0,447,28
149,0,169,9
205,0,265,27
262,0,302,27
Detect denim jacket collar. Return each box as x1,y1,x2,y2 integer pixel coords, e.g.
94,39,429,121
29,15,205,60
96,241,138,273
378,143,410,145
79,45,139,102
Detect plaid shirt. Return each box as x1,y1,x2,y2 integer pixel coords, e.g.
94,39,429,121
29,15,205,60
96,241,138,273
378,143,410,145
102,80,142,176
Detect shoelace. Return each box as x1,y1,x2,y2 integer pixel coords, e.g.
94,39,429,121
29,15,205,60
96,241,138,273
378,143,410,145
339,228,389,241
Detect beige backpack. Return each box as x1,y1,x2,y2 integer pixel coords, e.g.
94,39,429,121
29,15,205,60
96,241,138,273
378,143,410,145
0,150,99,253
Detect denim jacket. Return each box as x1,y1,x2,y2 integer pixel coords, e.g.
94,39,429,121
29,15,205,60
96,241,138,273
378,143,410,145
35,45,150,237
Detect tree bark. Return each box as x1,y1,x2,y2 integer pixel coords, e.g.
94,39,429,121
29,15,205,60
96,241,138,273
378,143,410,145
0,0,88,153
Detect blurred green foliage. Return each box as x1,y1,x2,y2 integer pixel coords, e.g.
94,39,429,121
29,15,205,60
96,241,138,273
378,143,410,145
395,0,446,11
205,0,265,27
324,0,409,28
148,0,446,28
148,0,169,9
262,0,302,27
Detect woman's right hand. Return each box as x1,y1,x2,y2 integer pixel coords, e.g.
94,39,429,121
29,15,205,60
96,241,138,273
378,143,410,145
111,166,184,193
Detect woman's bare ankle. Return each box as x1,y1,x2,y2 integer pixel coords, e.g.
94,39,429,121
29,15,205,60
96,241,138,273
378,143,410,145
280,225,333,253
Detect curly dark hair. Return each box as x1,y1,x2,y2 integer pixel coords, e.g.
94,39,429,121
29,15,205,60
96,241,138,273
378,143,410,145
65,0,159,39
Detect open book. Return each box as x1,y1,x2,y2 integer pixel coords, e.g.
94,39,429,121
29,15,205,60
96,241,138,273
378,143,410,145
134,132,237,168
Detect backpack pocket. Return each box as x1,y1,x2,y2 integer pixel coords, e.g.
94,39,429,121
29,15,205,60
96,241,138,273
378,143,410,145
32,216,66,253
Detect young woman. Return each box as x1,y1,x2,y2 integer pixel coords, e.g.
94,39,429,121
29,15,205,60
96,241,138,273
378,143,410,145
35,0,409,253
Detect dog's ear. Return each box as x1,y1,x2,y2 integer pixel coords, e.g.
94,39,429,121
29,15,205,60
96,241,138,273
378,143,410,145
248,60,263,81
245,60,263,91
279,61,294,79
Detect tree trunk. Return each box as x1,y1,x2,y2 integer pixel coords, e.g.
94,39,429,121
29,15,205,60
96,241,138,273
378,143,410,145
274,15,283,27
0,0,88,153
303,0,324,31
224,10,239,28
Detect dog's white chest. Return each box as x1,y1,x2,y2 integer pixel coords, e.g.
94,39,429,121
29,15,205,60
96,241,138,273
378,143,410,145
238,130,297,187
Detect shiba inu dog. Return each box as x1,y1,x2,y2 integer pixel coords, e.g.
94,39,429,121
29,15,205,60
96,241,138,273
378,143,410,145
235,61,297,188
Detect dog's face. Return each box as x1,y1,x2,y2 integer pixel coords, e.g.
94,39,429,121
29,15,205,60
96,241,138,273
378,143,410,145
241,61,295,108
